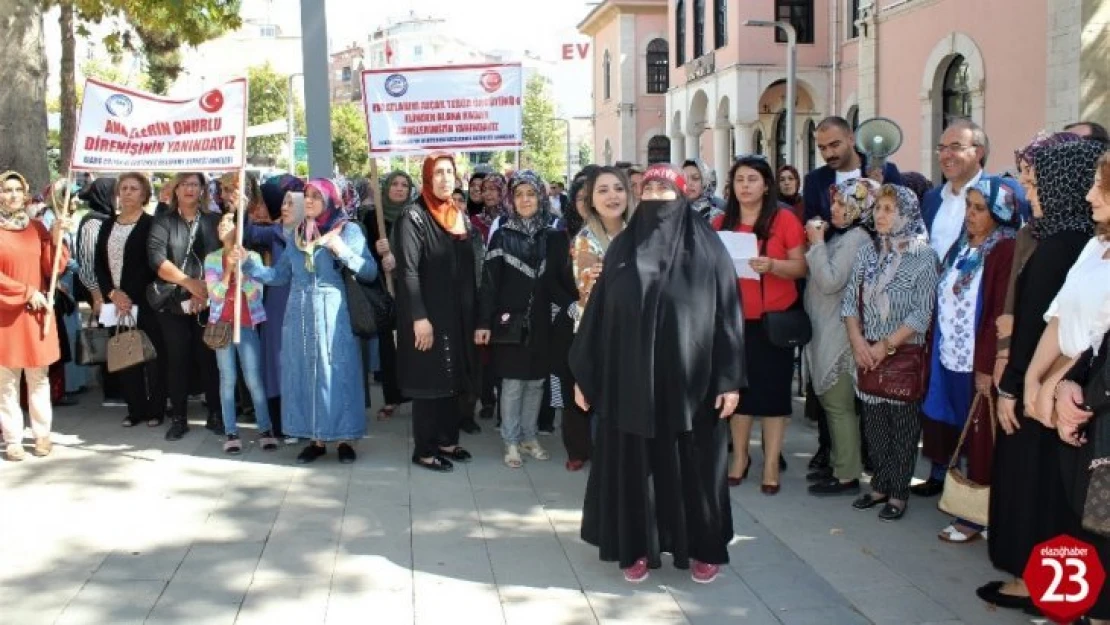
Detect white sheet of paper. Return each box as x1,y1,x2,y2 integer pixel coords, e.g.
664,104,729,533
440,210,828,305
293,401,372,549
717,231,761,280
98,303,137,326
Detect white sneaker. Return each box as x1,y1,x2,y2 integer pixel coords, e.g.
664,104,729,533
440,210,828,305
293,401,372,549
520,440,550,461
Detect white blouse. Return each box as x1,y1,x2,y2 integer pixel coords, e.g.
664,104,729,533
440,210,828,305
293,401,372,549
1045,237,1110,357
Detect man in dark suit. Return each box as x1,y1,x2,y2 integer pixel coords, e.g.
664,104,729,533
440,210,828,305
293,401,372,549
803,116,903,225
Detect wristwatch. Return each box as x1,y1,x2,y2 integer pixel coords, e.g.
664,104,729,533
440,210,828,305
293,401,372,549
883,338,896,356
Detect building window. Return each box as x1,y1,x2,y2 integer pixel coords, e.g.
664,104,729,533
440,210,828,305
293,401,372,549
648,136,671,163
848,0,860,39
693,0,705,57
805,119,816,172
942,55,972,126
774,110,788,169
714,0,728,48
646,39,669,94
774,0,814,44
676,0,686,65
603,50,612,100
341,66,352,82
259,24,277,38
752,128,764,155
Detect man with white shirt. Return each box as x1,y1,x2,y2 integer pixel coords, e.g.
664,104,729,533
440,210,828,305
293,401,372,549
922,119,988,262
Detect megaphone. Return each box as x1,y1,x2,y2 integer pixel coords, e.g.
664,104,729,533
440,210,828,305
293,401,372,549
855,117,903,174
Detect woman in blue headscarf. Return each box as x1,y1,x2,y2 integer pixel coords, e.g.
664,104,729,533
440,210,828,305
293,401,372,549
236,178,377,464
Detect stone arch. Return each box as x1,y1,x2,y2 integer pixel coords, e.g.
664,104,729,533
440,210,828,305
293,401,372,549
687,88,711,138
920,32,986,179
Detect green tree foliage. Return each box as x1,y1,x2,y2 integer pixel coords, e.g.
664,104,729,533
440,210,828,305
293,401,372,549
578,139,593,168
247,63,291,161
331,102,368,175
520,74,565,183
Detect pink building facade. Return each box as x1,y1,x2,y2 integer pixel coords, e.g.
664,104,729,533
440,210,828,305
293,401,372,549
579,0,673,167
598,0,1110,187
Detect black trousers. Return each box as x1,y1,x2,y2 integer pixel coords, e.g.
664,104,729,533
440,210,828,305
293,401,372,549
267,396,284,436
538,378,555,431
413,396,461,459
119,307,168,420
157,312,220,420
563,404,592,462
377,330,405,406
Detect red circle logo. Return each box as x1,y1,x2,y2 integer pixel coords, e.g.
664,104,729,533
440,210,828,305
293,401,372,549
1023,534,1106,623
199,89,225,113
479,70,503,94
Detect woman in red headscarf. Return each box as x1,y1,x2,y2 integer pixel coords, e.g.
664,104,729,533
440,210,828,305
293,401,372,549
393,154,484,473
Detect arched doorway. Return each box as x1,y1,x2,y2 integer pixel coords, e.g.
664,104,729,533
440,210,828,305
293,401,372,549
942,54,971,126
921,33,986,181
847,105,860,131
647,135,671,164
752,128,764,156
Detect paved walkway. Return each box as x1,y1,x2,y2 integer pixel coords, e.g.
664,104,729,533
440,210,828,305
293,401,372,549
1,389,1036,625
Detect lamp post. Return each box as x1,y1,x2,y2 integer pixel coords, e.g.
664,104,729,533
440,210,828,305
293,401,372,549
300,0,333,177
287,72,302,173
744,19,796,168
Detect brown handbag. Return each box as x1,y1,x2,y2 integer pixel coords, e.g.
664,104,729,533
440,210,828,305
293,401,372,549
855,283,931,402
106,314,158,373
938,393,994,526
203,321,233,350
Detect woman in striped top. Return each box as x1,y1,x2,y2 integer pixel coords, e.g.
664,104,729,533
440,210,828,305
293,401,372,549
842,184,939,521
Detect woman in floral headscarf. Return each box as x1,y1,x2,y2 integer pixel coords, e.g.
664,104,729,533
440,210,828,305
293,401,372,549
803,178,878,497
922,177,1017,544
475,170,559,468
236,178,377,464
842,184,939,521
0,171,70,460
682,158,725,221
473,172,506,242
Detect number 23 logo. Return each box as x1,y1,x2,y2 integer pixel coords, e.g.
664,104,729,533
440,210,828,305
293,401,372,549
1041,557,1090,603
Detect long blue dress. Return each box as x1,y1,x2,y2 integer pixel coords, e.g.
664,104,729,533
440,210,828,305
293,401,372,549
244,222,377,441
244,223,292,398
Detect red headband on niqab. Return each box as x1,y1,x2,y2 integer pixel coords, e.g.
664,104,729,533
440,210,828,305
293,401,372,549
642,165,687,196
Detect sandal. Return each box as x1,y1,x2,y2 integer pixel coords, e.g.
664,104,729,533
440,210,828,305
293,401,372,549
938,524,982,543
376,405,396,421
121,415,142,427
147,416,165,427
504,443,523,468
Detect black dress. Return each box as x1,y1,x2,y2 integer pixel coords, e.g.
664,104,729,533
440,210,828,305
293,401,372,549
570,196,745,570
989,231,1088,577
362,207,406,406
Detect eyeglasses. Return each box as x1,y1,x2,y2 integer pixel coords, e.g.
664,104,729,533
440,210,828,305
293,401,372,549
935,143,977,155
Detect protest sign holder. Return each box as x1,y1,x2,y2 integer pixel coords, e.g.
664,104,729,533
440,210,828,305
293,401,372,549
368,157,393,295
42,172,75,339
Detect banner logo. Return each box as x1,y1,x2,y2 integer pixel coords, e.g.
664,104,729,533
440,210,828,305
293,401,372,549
479,70,503,94
384,74,408,98
105,94,134,118
199,89,225,114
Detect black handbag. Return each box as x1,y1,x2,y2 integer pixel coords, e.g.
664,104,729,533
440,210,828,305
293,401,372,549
76,316,111,365
146,218,201,313
490,302,532,346
341,266,396,338
758,239,811,348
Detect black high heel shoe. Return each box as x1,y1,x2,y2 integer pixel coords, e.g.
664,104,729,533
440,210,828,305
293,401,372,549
728,457,752,487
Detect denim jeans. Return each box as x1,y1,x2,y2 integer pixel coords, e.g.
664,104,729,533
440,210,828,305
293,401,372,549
215,325,272,436
499,378,545,445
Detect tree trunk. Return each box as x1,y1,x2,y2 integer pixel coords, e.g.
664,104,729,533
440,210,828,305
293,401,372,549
0,0,50,188
59,0,76,176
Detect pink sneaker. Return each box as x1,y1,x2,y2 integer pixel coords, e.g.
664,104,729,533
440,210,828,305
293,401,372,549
623,558,649,583
691,560,720,584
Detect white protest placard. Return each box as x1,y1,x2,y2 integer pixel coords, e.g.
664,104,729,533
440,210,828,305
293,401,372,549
361,63,523,155
718,231,761,280
70,78,248,172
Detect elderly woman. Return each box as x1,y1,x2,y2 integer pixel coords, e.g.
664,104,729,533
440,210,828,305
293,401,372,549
570,164,744,585
474,173,506,243
475,171,560,468
842,184,939,521
977,138,1104,613
236,178,377,464
922,178,1018,543
394,154,482,473
804,179,878,496
0,171,70,460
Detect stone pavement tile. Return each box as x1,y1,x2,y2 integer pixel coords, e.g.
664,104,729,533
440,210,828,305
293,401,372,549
584,589,689,625
774,606,872,625
88,546,190,582
497,586,595,625
842,583,956,625
737,558,852,613
235,576,330,625
145,577,246,625
254,530,338,580
173,542,266,584
412,571,505,625
55,579,165,625
664,569,781,625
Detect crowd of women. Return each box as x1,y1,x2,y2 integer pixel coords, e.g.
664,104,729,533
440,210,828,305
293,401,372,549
2,118,1110,617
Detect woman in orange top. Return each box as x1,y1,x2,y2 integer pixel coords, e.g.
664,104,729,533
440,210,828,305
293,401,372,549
712,157,808,494
0,171,71,461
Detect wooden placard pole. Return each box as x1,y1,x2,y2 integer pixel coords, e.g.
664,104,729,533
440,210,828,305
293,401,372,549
233,168,246,345
368,157,393,295
43,173,75,339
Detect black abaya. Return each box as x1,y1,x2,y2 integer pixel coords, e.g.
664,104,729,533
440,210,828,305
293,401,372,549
570,193,745,570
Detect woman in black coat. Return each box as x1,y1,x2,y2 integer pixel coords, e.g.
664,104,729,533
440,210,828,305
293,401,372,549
93,172,166,427
393,154,482,473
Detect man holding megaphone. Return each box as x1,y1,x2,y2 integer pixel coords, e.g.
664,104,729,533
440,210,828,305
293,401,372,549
804,116,904,228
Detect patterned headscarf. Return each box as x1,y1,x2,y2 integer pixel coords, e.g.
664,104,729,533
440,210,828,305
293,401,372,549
682,158,718,218
941,177,1018,297
332,176,361,221
298,178,344,243
483,173,507,211
1031,139,1102,240
0,171,31,231
1015,131,1083,170
830,178,880,228
863,185,929,321
503,170,552,237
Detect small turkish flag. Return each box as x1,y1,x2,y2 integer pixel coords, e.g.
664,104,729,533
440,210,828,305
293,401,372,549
385,40,394,65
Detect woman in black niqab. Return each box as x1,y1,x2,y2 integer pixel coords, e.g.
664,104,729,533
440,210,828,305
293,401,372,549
569,164,745,584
